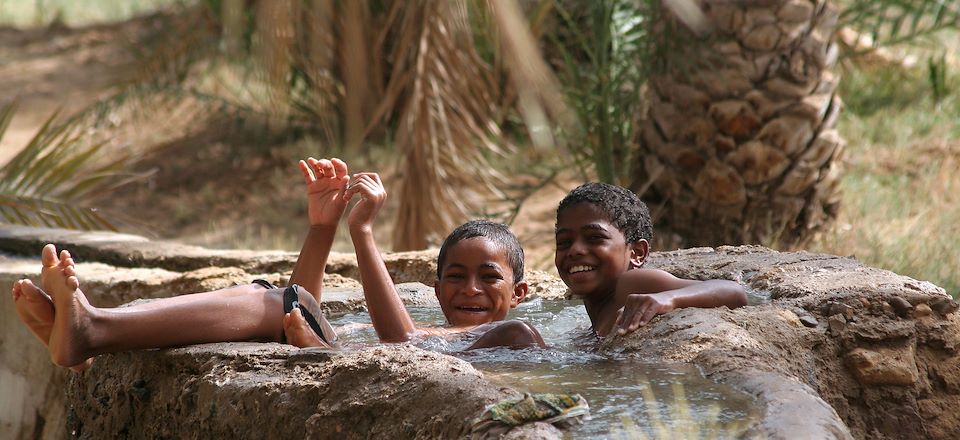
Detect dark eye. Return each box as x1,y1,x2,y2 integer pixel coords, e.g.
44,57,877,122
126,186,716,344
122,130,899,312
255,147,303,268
482,272,504,282
444,272,465,281
588,234,607,243
556,238,571,249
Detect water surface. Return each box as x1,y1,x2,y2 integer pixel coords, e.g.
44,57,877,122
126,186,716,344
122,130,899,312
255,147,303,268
329,299,760,438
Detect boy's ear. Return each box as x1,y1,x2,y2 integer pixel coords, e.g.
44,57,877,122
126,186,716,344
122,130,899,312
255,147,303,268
510,281,529,308
629,239,649,269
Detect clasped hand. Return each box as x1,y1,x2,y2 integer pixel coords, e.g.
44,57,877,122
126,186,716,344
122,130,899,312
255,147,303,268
299,157,386,231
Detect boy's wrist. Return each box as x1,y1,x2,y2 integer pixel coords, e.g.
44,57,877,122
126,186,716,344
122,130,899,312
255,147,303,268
308,224,338,233
653,292,678,311
348,223,375,236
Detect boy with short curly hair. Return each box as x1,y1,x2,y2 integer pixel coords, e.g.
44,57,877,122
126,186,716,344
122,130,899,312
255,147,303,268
555,182,747,337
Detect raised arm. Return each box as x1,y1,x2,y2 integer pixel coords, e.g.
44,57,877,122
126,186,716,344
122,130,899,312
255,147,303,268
289,157,350,303
613,269,747,336
345,172,417,342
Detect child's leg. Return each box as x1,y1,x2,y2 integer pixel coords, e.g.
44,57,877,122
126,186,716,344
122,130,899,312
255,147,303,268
465,320,546,350
40,244,326,367
12,279,92,372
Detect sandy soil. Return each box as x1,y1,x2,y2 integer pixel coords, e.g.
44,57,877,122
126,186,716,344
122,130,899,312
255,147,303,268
0,14,572,274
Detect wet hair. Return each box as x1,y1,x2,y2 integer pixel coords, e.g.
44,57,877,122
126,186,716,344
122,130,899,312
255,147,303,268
436,220,524,284
557,182,653,243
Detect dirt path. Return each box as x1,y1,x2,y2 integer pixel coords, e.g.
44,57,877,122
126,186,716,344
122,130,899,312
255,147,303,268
0,19,151,163
0,14,570,275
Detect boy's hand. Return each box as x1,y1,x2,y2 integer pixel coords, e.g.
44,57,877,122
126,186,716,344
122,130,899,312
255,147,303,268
615,293,675,335
344,172,386,233
299,157,350,228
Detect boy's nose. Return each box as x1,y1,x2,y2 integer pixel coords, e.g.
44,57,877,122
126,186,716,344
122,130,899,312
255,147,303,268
463,279,482,296
568,238,588,255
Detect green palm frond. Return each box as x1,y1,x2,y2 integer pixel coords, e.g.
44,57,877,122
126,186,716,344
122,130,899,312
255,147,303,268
547,0,653,185
839,0,960,54
0,101,143,231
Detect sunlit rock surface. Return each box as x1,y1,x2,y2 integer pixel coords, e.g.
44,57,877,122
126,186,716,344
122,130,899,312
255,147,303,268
604,246,960,439
66,344,557,439
2,227,958,439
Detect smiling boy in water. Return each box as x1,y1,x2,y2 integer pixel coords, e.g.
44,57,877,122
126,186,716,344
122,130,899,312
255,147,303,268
341,170,544,349
554,182,747,337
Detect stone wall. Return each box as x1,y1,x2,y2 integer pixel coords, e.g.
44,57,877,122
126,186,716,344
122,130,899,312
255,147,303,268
2,226,958,438
608,246,960,439
67,344,538,439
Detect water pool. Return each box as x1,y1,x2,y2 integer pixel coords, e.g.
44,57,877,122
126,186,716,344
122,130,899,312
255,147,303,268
329,298,761,438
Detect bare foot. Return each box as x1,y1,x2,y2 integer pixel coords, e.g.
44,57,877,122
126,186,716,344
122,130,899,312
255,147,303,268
42,244,96,368
283,309,332,349
13,279,54,344
40,244,72,294
12,279,93,372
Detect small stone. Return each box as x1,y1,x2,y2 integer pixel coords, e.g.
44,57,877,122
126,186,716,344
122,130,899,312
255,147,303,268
826,301,854,320
799,314,819,328
912,303,933,319
827,314,846,335
888,297,914,318
931,297,960,316
845,347,919,386
881,302,895,315
776,309,802,327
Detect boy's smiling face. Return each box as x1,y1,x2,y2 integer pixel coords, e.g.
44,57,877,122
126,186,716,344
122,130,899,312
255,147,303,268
555,202,646,299
435,237,527,326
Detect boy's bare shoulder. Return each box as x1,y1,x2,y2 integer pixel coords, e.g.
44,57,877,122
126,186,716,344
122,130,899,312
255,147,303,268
616,268,698,294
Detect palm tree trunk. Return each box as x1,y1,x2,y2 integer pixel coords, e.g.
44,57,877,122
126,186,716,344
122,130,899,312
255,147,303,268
254,0,297,118
632,0,845,247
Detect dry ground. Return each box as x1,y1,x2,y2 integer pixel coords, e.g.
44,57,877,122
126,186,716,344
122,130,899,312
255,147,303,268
1,11,958,293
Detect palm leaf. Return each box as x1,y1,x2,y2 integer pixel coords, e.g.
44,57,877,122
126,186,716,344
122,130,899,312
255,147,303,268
839,0,960,55
0,101,145,231
371,0,510,251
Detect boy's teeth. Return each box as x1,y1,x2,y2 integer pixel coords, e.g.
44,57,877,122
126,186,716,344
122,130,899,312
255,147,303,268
569,265,594,274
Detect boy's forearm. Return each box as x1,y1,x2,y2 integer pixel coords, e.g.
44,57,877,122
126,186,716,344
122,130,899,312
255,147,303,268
289,225,337,302
350,226,417,342
664,280,748,310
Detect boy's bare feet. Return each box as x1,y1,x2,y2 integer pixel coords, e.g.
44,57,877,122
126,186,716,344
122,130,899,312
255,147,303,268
42,244,96,368
13,279,54,344
282,308,332,349
12,278,93,372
